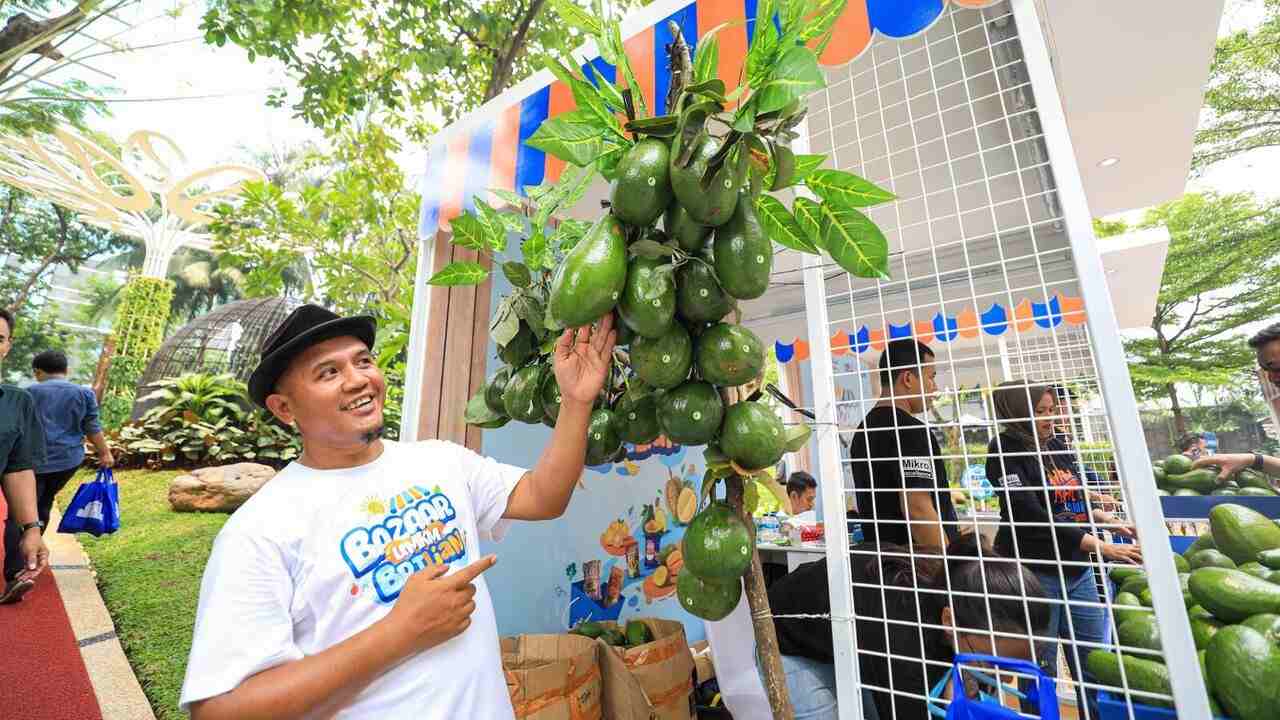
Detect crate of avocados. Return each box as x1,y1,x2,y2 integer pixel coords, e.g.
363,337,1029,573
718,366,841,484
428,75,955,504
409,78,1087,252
573,618,696,720
1160,495,1280,520
501,634,604,720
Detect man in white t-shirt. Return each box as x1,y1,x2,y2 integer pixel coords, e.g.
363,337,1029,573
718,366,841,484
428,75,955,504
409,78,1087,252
180,304,615,719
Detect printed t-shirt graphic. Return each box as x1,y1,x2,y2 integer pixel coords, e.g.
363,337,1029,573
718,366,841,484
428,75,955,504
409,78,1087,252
178,440,527,719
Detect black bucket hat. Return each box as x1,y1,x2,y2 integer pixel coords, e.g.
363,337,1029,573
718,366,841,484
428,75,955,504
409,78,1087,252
248,304,376,408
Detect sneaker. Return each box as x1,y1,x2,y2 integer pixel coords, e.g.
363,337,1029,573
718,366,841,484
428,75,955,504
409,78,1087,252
0,578,34,604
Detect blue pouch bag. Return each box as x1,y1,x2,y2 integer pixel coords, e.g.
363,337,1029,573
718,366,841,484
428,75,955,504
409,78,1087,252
57,468,120,536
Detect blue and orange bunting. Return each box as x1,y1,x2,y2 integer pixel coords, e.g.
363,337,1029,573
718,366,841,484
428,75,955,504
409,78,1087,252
772,294,1092,363
419,0,1006,231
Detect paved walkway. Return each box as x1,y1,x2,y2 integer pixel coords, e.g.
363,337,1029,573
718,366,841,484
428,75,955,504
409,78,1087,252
0,500,154,720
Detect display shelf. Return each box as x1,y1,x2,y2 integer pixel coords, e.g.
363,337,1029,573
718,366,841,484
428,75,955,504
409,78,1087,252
1159,495,1280,520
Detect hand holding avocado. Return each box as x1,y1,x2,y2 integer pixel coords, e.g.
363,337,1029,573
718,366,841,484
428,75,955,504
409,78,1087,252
552,314,616,408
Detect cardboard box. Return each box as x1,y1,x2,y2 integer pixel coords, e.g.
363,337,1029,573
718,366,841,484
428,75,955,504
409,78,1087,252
501,634,604,720
689,640,715,685
597,618,695,720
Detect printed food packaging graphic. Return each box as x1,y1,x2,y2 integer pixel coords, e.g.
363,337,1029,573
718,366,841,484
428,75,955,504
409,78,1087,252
502,634,604,720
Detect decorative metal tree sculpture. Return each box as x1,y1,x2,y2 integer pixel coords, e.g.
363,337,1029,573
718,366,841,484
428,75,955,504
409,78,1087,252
0,127,264,277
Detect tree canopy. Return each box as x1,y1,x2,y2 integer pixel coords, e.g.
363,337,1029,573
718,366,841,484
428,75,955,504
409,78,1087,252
1194,0,1280,169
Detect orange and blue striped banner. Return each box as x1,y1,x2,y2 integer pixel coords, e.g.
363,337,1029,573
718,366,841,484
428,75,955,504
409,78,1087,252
419,0,1001,234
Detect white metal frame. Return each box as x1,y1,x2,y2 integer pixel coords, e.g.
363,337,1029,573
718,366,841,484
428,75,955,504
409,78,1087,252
1010,1,1209,715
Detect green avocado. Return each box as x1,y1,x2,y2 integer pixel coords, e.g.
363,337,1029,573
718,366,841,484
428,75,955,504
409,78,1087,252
631,324,694,389
617,256,676,339
1240,486,1279,497
540,369,562,425
1117,614,1162,654
1240,561,1272,580
676,256,732,324
1258,548,1280,570
1109,566,1145,584
610,138,672,227
713,199,772,300
1113,591,1151,627
1189,567,1280,622
624,620,654,647
502,364,546,424
1241,613,1280,644
584,409,622,466
1210,503,1280,564
720,401,786,472
549,215,628,328
571,621,607,639
669,133,740,227
1165,469,1219,494
1190,549,1238,570
1206,624,1280,720
1164,454,1194,475
1191,615,1224,650
664,201,712,253
1153,466,1167,484
1085,650,1172,708
615,387,661,444
695,323,765,387
485,367,512,414
656,381,724,446
499,323,535,366
1185,532,1217,557
1239,469,1274,491
1174,553,1191,573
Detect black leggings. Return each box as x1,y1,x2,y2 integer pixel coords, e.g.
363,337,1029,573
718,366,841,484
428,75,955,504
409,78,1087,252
4,467,79,581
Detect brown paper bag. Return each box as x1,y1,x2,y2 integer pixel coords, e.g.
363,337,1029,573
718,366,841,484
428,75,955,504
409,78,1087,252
597,618,695,720
501,634,604,720
689,640,715,685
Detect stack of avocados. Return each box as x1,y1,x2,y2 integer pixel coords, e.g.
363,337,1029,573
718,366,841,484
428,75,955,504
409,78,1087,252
570,619,655,649
480,120,797,619
1154,454,1278,497
1089,503,1280,719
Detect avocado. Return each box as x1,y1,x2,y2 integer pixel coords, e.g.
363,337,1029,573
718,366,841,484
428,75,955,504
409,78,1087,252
1239,469,1274,491
1189,567,1280,622
670,133,740,227
610,138,672,227
502,365,547,424
656,381,724,446
1241,613,1280,644
1113,591,1152,627
1175,488,1205,496
485,367,512,414
695,323,765,387
1153,466,1167,484
1117,614,1162,654
675,257,732,324
549,215,628,328
624,620,653,647
1191,615,1224,650
1165,469,1219,494
1210,503,1280,564
615,387,661,444
664,201,712,253
1190,549,1238,570
1240,561,1272,580
1239,486,1279,497
571,621,608,639
1120,575,1150,596
1164,454,1194,475
1174,553,1191,573
1085,650,1172,708
1185,532,1217,557
1108,567,1145,585
1258,548,1280,570
540,369,562,425
720,401,786,472
585,409,622,466
618,256,676,339
713,199,772,300
1206,624,1280,720
631,324,694,389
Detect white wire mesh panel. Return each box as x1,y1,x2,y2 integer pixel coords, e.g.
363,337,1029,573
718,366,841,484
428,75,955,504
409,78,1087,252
794,2,1204,718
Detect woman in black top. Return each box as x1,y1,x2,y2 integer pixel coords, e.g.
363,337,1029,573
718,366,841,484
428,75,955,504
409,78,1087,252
986,381,1142,715
769,535,1049,719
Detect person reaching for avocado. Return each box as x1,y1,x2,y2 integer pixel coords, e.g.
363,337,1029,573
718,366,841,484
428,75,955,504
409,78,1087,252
1193,453,1279,482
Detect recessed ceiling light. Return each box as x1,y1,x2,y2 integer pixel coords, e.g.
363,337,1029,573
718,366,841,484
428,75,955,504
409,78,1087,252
1098,157,1119,168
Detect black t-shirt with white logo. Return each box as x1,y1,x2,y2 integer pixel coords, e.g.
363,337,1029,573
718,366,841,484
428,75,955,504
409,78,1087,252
848,405,958,546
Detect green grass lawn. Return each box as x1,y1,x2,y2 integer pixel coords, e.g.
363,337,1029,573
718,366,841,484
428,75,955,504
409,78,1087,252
58,468,230,720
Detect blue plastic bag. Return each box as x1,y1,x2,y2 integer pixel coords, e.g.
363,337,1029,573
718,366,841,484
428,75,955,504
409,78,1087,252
933,653,1058,720
57,468,120,536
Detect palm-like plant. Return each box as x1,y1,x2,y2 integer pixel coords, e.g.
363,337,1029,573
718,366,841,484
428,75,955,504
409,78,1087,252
135,372,247,423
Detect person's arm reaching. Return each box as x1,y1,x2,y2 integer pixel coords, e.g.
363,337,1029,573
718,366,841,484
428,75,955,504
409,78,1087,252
903,489,947,550
1196,453,1280,479
503,317,615,521
190,555,497,720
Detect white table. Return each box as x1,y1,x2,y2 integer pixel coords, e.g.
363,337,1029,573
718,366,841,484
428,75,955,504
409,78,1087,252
757,542,827,572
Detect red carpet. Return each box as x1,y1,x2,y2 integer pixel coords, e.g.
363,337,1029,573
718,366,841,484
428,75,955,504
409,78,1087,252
0,496,103,719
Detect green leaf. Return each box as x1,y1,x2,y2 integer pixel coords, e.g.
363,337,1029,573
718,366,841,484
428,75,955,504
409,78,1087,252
626,115,680,137
799,0,849,43
686,79,727,103
747,0,780,87
793,197,823,249
790,154,826,185
472,199,509,252
490,188,525,207
513,293,546,335
693,32,720,85
523,231,548,271
733,99,758,133
756,195,818,254
805,169,896,207
819,203,890,279
502,261,532,288
490,296,520,346
428,261,489,286
611,23,648,118
465,389,506,425
547,59,626,139
526,109,612,167
782,424,812,452
551,218,592,253
755,46,825,114
597,144,627,181
549,0,602,38
629,239,676,259
449,212,491,252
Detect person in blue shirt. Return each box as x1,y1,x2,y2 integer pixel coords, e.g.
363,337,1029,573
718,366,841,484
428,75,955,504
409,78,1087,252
1,349,113,602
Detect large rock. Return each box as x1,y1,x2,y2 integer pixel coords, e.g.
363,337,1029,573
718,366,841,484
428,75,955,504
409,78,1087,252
168,463,277,513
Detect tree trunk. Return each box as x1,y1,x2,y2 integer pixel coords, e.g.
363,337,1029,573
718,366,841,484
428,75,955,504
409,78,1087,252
91,335,115,402
726,474,794,720
1166,383,1187,438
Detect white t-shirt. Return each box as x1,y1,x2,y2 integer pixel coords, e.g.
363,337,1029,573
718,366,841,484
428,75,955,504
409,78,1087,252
179,439,527,718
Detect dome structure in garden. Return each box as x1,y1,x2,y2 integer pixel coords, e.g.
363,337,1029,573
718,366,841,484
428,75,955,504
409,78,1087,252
133,297,302,415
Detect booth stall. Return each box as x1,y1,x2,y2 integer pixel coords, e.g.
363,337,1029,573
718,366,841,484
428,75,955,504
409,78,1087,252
402,0,1226,718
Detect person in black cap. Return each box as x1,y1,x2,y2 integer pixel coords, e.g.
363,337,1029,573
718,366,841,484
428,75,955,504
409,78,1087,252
181,304,615,720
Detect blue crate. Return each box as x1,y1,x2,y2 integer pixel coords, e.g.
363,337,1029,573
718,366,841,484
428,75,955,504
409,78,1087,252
1097,691,1227,720
1161,495,1280,520
1169,535,1196,554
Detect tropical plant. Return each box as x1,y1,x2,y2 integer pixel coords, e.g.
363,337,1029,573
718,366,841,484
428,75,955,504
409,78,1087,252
102,274,173,426
134,373,247,422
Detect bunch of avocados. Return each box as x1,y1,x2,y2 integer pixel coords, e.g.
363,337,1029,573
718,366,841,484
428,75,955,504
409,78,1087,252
1090,502,1280,719
570,619,655,649
1153,453,1277,497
